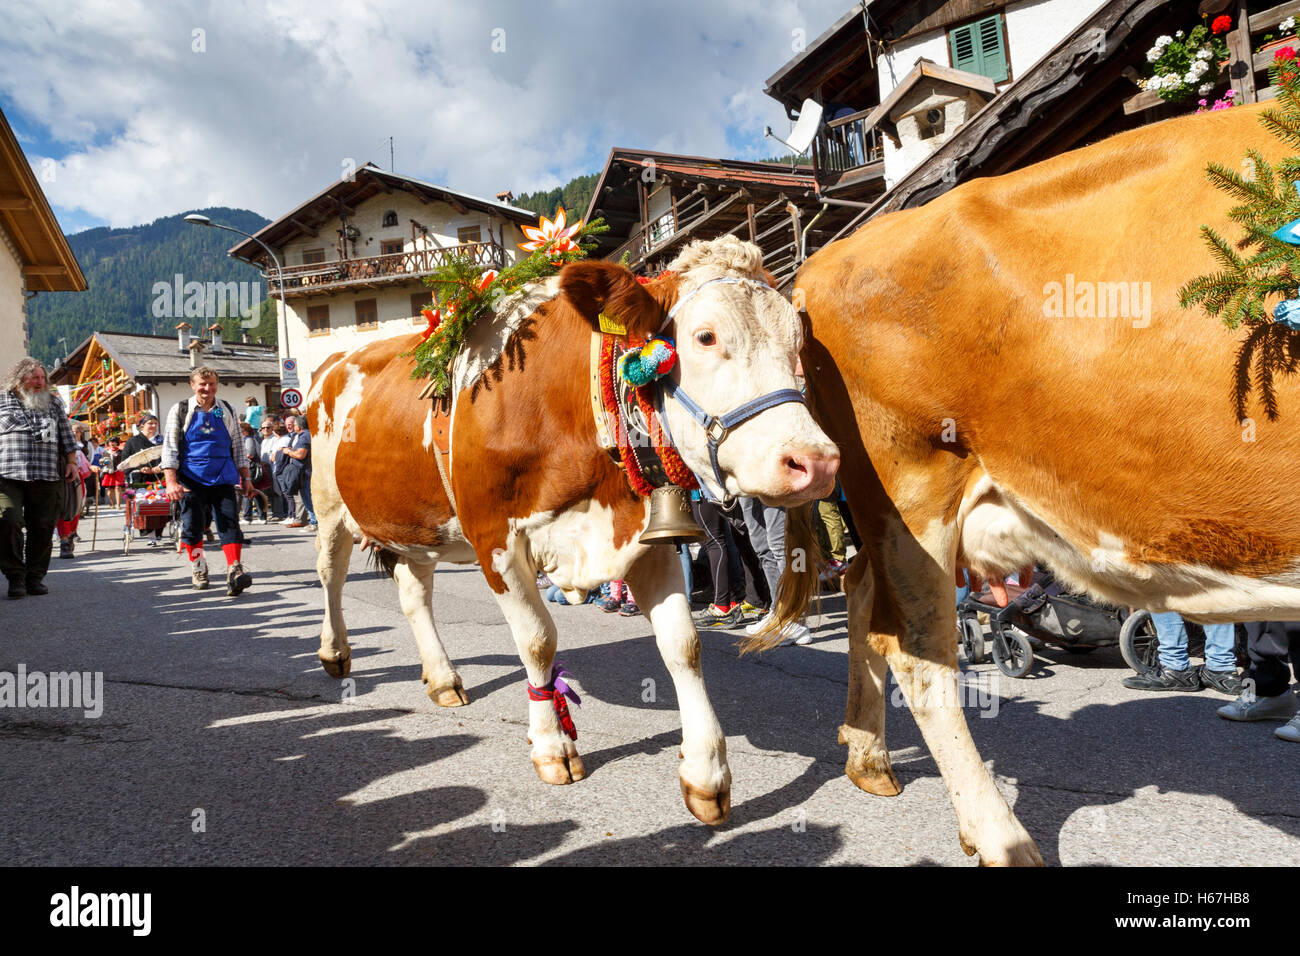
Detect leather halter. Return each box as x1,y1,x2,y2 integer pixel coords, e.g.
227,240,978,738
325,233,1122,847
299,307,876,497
655,276,808,505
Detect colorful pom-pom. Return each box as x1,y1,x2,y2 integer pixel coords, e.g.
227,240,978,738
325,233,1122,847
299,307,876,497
617,338,677,386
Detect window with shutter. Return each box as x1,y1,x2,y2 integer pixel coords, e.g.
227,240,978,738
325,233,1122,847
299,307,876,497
948,15,1008,84
307,305,330,336
354,298,378,331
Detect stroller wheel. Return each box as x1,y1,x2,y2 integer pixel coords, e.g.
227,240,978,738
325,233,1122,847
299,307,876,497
992,627,1033,678
960,617,986,664
1120,610,1159,676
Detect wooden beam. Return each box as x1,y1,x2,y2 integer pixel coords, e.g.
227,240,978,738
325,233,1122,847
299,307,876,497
1250,0,1300,31
0,195,33,210
1229,9,1258,105
23,265,66,277
288,217,319,237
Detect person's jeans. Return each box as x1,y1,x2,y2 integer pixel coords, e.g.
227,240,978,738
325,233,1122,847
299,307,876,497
179,482,242,548
298,471,316,526
1151,611,1236,672
740,497,786,607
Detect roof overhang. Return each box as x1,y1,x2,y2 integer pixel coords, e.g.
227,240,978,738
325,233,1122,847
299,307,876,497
867,59,997,144
228,163,539,264
0,108,87,293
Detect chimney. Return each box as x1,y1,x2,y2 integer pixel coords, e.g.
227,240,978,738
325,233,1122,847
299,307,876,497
176,322,192,353
496,189,514,204
188,337,204,369
208,323,224,354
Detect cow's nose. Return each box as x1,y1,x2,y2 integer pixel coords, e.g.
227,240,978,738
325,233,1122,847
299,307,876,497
780,447,840,499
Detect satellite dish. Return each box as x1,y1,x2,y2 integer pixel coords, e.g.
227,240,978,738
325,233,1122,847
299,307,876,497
766,98,825,158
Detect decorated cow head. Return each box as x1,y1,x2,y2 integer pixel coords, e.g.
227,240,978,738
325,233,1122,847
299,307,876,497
561,236,839,507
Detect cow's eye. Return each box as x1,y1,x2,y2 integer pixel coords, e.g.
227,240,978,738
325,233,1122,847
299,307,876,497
695,330,716,347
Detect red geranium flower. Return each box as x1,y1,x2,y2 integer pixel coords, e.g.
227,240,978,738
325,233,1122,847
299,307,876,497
1212,15,1232,34
1276,46,1297,62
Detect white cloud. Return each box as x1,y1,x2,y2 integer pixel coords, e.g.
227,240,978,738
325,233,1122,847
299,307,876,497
0,0,847,227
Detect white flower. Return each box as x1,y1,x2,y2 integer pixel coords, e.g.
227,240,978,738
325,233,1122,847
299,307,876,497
1164,74,1183,90
1196,47,1213,60
1199,82,1214,94
1175,30,1184,39
1192,59,1210,77
1183,70,1198,84
1282,16,1296,32
1154,34,1173,49
1147,46,1161,63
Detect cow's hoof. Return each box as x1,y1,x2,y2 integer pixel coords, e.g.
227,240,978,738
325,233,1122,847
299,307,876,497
532,752,586,785
429,681,469,707
320,650,351,679
846,762,902,797
973,839,1044,867
680,778,731,825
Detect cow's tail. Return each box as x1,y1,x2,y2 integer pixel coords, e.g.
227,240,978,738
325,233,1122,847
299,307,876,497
740,501,822,653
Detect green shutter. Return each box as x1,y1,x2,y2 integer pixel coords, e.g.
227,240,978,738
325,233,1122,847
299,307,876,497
949,15,1007,83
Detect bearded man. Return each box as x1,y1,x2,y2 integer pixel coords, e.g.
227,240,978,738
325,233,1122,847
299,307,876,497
0,358,78,599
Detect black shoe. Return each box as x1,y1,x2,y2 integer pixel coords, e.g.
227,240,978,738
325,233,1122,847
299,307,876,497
7,577,24,600
25,579,49,596
58,537,74,559
1122,666,1201,692
1200,667,1244,696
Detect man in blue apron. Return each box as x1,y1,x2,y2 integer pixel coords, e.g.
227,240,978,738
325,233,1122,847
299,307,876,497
160,366,253,595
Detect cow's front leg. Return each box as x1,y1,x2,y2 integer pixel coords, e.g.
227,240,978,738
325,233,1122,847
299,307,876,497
626,545,731,825
393,559,467,707
491,541,585,785
315,509,354,678
839,553,901,796
875,511,1042,866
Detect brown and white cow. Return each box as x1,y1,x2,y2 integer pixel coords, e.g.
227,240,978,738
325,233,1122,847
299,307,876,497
788,100,1300,865
306,236,839,824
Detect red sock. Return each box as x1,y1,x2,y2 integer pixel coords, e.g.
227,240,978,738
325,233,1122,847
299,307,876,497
181,542,203,561
222,543,242,565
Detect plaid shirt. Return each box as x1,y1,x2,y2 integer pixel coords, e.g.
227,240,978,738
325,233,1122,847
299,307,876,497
0,389,77,482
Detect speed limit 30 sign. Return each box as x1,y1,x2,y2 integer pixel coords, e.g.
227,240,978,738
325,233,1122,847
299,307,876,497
281,387,304,409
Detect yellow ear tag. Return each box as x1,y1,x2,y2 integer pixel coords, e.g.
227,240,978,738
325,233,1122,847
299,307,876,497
598,312,627,335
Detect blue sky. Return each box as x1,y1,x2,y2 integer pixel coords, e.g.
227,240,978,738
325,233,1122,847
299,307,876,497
1,0,849,232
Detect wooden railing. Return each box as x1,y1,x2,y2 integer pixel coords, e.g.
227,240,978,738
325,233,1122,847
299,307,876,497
268,240,505,295
815,115,884,174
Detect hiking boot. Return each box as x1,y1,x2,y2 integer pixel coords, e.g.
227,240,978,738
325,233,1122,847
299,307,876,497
7,577,25,600
617,601,640,617
191,555,210,591
25,578,49,596
1199,667,1244,696
1122,666,1202,692
226,562,252,597
597,596,622,613
693,602,743,629
58,536,74,559
1276,713,1300,742
1217,689,1299,721
738,603,768,623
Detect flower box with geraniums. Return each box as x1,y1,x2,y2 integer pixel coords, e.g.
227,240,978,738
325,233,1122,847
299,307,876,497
1139,17,1231,104
1255,16,1297,59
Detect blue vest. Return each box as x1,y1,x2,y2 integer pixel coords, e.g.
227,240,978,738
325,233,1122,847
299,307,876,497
179,405,240,487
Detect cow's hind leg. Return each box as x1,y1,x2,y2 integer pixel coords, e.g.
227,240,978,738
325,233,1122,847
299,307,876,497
491,542,585,785
393,558,467,707
839,553,901,796
874,510,1042,866
316,507,354,678
626,545,731,825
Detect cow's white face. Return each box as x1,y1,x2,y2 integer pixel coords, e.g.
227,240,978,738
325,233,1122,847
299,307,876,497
661,241,839,507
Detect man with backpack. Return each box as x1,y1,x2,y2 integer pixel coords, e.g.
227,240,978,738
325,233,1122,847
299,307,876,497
160,366,253,595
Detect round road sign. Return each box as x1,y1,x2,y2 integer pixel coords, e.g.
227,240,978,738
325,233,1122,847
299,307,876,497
281,387,303,408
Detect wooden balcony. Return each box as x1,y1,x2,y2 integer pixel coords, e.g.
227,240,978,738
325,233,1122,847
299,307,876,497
267,240,505,297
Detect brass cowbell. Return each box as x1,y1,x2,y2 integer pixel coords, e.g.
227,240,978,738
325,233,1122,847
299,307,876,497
640,485,705,545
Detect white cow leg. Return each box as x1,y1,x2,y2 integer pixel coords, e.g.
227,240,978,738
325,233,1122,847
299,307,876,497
315,508,354,678
492,542,585,785
839,554,900,796
392,559,467,708
626,546,731,825
877,512,1042,866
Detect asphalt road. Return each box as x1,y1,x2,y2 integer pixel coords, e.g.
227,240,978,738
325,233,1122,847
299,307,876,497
1,512,1297,866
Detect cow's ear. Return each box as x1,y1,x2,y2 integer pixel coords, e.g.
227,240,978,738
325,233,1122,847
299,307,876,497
559,261,667,339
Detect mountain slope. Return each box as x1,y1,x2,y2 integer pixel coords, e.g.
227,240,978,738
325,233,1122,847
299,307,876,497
26,207,272,366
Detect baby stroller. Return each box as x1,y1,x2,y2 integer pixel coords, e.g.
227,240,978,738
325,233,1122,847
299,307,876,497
958,567,1134,678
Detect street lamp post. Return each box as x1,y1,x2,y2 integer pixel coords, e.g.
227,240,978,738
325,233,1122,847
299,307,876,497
183,214,290,363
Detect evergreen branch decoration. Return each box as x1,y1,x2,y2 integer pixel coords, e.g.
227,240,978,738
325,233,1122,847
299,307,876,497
1180,57,1300,419
405,209,608,395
